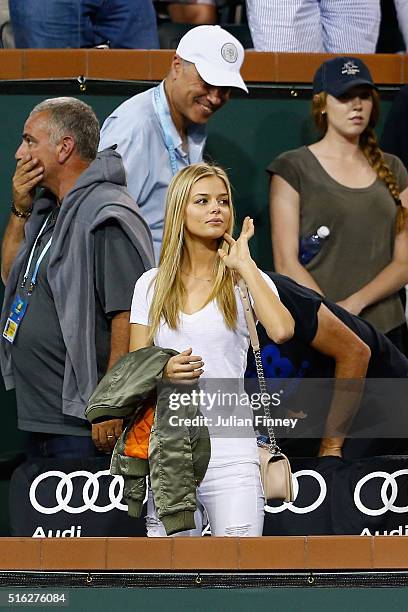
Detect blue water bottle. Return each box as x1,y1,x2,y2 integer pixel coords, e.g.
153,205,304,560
299,226,330,265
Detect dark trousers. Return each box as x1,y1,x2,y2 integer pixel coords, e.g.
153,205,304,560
9,0,159,49
25,432,103,460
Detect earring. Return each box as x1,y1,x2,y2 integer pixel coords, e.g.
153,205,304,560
321,110,326,115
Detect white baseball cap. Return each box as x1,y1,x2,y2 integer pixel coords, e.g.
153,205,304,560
176,25,248,93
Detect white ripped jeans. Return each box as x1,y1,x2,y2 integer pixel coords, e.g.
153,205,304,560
146,461,265,537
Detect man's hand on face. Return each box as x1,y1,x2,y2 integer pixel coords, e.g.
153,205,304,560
12,155,44,213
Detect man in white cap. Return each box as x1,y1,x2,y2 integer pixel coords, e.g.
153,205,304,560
99,25,247,261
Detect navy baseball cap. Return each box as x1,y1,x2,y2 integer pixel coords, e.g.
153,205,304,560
313,57,376,97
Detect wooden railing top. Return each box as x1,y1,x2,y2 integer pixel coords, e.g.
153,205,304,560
0,50,406,85
0,536,406,571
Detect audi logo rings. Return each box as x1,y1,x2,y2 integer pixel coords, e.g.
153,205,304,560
264,468,408,516
354,469,408,516
265,470,327,514
29,468,408,517
29,470,128,514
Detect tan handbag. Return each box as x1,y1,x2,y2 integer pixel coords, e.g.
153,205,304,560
238,279,294,503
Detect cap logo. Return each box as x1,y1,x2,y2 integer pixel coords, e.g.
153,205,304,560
341,61,360,76
221,42,238,63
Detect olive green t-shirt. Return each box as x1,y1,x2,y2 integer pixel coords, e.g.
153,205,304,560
268,146,408,333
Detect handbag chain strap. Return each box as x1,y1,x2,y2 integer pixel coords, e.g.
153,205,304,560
237,278,281,455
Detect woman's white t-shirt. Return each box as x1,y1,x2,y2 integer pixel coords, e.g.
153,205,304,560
130,268,280,467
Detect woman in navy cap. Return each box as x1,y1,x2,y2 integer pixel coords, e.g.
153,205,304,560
269,56,408,353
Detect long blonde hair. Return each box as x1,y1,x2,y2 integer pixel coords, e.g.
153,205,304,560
147,163,237,344
312,90,407,233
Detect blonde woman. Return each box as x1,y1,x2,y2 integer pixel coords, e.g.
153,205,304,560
269,56,408,352
129,162,294,536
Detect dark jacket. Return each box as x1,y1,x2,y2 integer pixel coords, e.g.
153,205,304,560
86,346,210,535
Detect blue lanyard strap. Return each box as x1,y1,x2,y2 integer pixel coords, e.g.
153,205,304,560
21,211,54,294
21,212,52,287
27,237,52,293
153,85,183,177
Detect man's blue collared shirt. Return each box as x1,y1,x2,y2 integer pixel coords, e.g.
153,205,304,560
99,82,207,262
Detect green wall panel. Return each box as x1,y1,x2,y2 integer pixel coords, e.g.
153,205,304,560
1,586,408,612
0,84,393,267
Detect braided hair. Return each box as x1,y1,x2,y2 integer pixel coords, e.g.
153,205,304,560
312,90,407,233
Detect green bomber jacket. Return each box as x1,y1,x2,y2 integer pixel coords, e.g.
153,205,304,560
85,346,210,535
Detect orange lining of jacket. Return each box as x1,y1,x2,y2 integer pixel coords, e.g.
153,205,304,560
124,405,154,459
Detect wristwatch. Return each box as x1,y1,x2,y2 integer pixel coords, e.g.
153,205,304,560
11,202,32,218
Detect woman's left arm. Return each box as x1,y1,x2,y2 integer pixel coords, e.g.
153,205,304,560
337,187,408,315
219,217,295,343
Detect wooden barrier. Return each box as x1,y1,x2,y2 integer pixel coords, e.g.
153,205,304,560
0,536,407,570
0,50,407,85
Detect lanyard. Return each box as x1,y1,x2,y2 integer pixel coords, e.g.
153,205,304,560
153,85,185,176
27,237,52,293
21,212,53,293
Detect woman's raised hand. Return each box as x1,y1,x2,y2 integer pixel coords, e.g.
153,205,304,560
218,216,254,273
164,347,204,380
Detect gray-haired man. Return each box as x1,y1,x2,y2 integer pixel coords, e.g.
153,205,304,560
1,97,154,458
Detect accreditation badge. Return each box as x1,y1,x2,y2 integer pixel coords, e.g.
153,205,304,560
2,295,28,343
